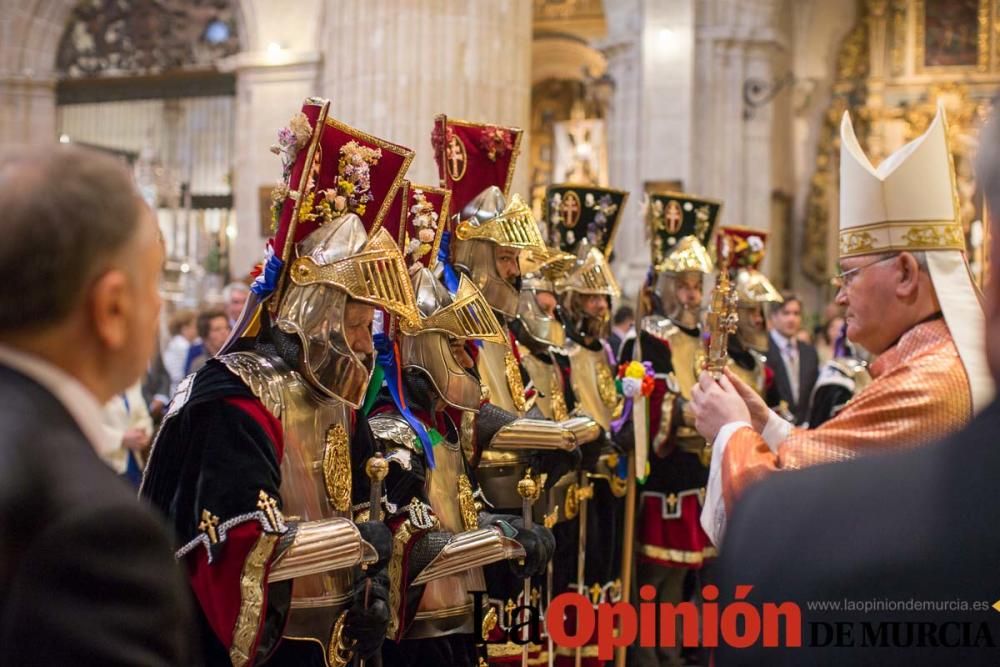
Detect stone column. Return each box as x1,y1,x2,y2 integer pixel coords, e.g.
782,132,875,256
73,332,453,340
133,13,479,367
318,0,533,194
0,77,57,145
601,0,697,300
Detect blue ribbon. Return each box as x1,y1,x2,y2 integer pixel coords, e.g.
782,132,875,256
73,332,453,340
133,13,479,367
251,252,284,298
374,333,435,468
437,231,460,293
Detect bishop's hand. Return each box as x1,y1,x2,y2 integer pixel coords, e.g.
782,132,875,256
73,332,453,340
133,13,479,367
691,371,751,442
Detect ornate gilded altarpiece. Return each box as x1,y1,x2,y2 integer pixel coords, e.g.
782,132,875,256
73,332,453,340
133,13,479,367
803,0,998,288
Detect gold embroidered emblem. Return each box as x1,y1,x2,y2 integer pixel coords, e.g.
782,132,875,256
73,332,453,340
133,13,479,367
198,509,220,544
323,423,352,512
564,483,580,520
664,199,683,234
505,350,527,413
596,361,619,409
481,606,498,640
589,582,603,604
504,599,517,626
327,609,354,667
458,474,479,531
560,190,581,229
229,532,278,667
446,134,467,181
549,372,570,421
256,491,282,531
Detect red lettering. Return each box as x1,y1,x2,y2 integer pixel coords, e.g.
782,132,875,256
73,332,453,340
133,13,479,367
763,602,801,647
639,585,657,647
597,601,637,661
546,593,594,648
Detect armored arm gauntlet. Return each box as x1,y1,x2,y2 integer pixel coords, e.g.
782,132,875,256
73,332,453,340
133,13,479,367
408,526,525,586
269,518,379,582
477,403,601,452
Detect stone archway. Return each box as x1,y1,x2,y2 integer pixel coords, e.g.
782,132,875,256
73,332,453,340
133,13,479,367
0,0,255,145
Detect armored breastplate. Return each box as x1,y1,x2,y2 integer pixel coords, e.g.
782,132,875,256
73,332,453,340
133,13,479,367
728,349,766,395
567,342,619,430
517,345,569,421
370,413,485,639
219,352,354,643
477,337,523,415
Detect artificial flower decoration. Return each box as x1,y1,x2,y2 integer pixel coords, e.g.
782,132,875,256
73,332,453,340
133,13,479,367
618,360,655,398
405,188,440,273
480,124,514,162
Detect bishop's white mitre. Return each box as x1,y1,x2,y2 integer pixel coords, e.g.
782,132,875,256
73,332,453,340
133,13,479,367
839,104,993,412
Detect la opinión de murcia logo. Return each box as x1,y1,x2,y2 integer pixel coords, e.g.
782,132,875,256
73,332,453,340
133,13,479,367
473,586,998,659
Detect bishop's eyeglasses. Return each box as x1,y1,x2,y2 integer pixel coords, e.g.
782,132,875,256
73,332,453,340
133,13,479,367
830,254,899,290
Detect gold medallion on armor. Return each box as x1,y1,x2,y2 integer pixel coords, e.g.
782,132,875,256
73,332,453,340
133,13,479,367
549,377,570,421
323,423,352,512
596,361,618,409
504,351,527,413
458,474,479,531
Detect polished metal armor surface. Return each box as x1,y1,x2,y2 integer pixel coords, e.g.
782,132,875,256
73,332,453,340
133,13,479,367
403,271,505,411
370,414,492,639
219,351,357,646
476,338,520,414
517,346,568,421
566,341,619,431
276,215,419,408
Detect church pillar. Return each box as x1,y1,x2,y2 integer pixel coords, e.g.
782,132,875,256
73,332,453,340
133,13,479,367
692,0,786,273
0,77,57,145
318,0,533,193
601,0,697,300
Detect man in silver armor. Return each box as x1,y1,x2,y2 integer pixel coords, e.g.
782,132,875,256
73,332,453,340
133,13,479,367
624,192,720,667
368,182,555,665
434,118,601,665
542,183,633,665
141,100,418,667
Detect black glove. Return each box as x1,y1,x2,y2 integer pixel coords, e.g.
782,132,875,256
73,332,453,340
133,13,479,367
529,448,581,491
611,418,635,454
507,518,555,579
579,436,603,473
357,521,392,569
342,572,389,660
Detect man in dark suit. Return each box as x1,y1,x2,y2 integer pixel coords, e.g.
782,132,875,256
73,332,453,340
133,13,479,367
0,145,192,665
766,293,819,424
712,111,1000,666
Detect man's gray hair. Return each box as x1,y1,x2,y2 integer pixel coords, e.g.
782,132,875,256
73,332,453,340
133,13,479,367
0,145,144,333
223,281,249,300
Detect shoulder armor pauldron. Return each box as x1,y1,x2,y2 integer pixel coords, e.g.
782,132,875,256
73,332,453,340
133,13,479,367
642,316,679,341
369,413,419,451
217,352,287,419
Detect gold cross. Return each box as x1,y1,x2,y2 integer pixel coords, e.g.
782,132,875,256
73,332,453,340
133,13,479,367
447,135,465,180
529,587,541,608
665,200,683,233
198,509,220,544
504,599,517,627
666,493,678,510
560,191,581,229
590,582,603,604
257,490,281,530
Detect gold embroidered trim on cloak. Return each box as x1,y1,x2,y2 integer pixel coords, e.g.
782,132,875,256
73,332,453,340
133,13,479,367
229,532,279,667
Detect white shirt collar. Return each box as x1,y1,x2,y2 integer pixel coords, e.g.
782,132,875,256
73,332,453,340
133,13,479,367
0,343,109,455
770,329,796,350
